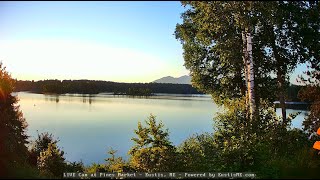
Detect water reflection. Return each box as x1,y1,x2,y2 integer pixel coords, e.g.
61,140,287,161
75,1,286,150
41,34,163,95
275,108,310,129
82,95,94,104
44,94,60,103
16,92,309,166
42,93,213,105
17,92,218,165
44,94,96,104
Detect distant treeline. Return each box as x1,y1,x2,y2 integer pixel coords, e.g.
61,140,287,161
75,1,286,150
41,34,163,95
286,84,305,102
15,80,305,100
14,80,203,95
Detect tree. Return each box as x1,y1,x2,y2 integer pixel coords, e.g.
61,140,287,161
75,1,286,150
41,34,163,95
85,163,108,173
105,148,133,173
37,143,66,178
175,1,319,123
29,132,82,177
293,1,320,139
175,1,278,121
65,161,85,173
253,1,320,124
128,114,178,172
177,133,218,172
29,131,59,166
206,97,318,178
241,2,256,120
298,56,320,139
0,62,29,177
211,97,284,172
299,85,320,139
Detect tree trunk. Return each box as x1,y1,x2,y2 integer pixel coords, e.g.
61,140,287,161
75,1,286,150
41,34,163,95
242,29,256,121
242,31,250,120
268,22,287,124
271,36,287,124
246,31,256,121
277,69,287,124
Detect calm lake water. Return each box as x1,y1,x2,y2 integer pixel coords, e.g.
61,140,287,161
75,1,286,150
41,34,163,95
15,92,308,166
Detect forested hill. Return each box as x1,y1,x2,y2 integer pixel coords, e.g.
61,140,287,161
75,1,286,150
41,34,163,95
14,79,203,95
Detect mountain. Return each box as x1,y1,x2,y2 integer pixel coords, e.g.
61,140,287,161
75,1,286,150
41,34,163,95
152,75,191,84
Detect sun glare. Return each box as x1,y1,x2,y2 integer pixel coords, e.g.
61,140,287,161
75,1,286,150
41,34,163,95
0,39,181,83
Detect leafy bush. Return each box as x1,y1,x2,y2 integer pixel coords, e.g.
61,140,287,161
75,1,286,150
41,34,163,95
177,133,219,171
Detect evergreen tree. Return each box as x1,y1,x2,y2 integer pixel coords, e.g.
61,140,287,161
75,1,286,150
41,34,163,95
105,148,133,172
128,114,178,172
29,132,59,166
0,62,29,177
37,143,66,178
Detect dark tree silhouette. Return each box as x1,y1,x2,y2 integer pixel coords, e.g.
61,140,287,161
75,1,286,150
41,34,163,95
0,62,29,177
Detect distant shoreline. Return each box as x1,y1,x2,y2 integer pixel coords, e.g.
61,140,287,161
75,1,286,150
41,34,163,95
13,91,211,98
14,79,204,95
273,101,311,110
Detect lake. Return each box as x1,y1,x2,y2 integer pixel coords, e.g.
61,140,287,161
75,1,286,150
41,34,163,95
15,92,309,166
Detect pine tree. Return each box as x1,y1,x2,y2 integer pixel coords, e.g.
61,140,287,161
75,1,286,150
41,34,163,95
28,131,60,167
0,62,29,177
37,143,66,178
128,114,178,172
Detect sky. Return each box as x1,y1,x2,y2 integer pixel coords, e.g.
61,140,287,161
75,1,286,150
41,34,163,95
0,1,305,84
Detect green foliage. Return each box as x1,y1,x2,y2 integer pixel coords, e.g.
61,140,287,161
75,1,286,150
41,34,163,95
301,88,320,139
105,148,134,173
176,96,319,178
296,21,320,145
65,161,85,173
212,98,313,176
177,133,218,172
298,72,320,139
7,162,45,179
128,114,179,172
175,1,281,106
0,62,29,177
37,143,66,178
85,163,108,173
211,97,282,172
254,140,320,179
29,131,59,166
0,62,15,99
83,149,134,174
174,2,320,177
286,84,305,102
126,87,152,97
175,1,319,123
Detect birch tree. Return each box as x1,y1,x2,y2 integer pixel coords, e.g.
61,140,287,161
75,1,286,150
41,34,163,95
175,1,263,120
175,1,319,123
243,29,256,120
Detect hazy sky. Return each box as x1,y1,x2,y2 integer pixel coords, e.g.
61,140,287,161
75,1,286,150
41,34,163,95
0,1,305,84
